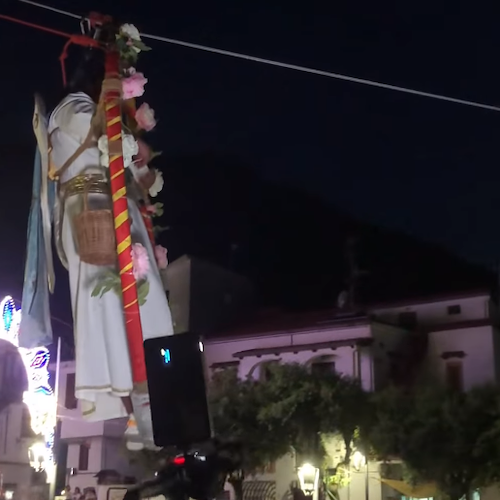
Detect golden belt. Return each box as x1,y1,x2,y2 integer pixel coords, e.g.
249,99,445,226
60,174,110,199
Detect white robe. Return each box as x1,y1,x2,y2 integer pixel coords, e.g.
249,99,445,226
49,92,174,421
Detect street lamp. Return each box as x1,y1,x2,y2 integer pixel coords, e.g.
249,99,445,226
29,440,49,471
297,463,320,500
352,451,366,471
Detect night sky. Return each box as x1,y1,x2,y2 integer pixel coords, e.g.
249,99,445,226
1,0,500,322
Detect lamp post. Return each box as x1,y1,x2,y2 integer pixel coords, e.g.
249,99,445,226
298,463,320,500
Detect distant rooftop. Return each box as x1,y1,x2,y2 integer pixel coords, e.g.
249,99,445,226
208,288,493,341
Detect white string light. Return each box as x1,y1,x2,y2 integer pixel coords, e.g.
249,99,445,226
15,0,500,114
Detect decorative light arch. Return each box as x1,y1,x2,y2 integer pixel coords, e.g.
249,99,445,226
0,296,56,472
0,295,21,346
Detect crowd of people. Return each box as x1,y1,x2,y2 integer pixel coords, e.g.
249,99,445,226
63,486,96,500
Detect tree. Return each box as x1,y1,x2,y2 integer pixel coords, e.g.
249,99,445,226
257,363,325,464
259,363,369,466
367,384,500,500
316,373,369,465
208,368,292,500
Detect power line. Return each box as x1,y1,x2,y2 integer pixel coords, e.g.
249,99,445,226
14,0,500,113
18,0,79,19
142,32,500,113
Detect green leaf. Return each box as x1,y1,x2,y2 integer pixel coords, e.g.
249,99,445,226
91,282,104,297
153,225,169,236
152,203,164,218
99,282,115,298
150,151,163,161
134,40,151,52
112,283,122,298
137,279,150,306
103,268,119,280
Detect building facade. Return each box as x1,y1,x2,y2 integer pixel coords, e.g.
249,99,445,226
0,402,33,495
48,273,500,499
204,289,500,500
53,361,138,492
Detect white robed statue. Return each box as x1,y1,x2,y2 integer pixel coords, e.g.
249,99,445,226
45,45,173,449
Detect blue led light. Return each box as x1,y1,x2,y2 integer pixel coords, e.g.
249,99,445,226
2,297,14,333
161,348,171,364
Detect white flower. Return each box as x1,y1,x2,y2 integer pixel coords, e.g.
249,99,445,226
149,169,164,197
98,135,108,154
98,133,138,169
120,24,141,42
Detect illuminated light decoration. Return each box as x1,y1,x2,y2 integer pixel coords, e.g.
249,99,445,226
0,295,21,346
298,463,320,500
21,348,56,439
352,450,366,471
161,348,171,364
0,296,56,474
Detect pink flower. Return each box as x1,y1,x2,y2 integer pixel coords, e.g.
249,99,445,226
122,72,148,100
146,204,157,214
154,245,168,270
134,139,153,168
131,243,150,280
135,103,157,131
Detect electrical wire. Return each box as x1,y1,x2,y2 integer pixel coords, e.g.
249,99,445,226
18,0,79,19
15,0,500,114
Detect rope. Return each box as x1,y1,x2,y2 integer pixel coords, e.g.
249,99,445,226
13,0,500,114
59,35,101,86
0,13,101,86
0,12,70,38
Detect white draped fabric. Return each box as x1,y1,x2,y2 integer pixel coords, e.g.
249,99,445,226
49,92,174,421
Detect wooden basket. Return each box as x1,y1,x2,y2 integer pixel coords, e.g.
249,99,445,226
74,184,116,266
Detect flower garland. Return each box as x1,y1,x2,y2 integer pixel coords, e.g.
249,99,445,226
97,25,163,198
92,244,151,305
92,24,168,305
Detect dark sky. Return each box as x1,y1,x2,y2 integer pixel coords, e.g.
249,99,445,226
1,0,500,302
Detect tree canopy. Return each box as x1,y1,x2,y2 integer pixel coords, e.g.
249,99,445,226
367,384,500,500
209,363,369,472
208,367,292,474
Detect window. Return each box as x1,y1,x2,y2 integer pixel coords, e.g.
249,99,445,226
311,361,336,376
65,373,77,410
447,304,461,315
445,362,463,391
78,443,90,471
398,311,417,329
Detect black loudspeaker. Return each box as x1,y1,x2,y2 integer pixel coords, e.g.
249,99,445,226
144,333,212,447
